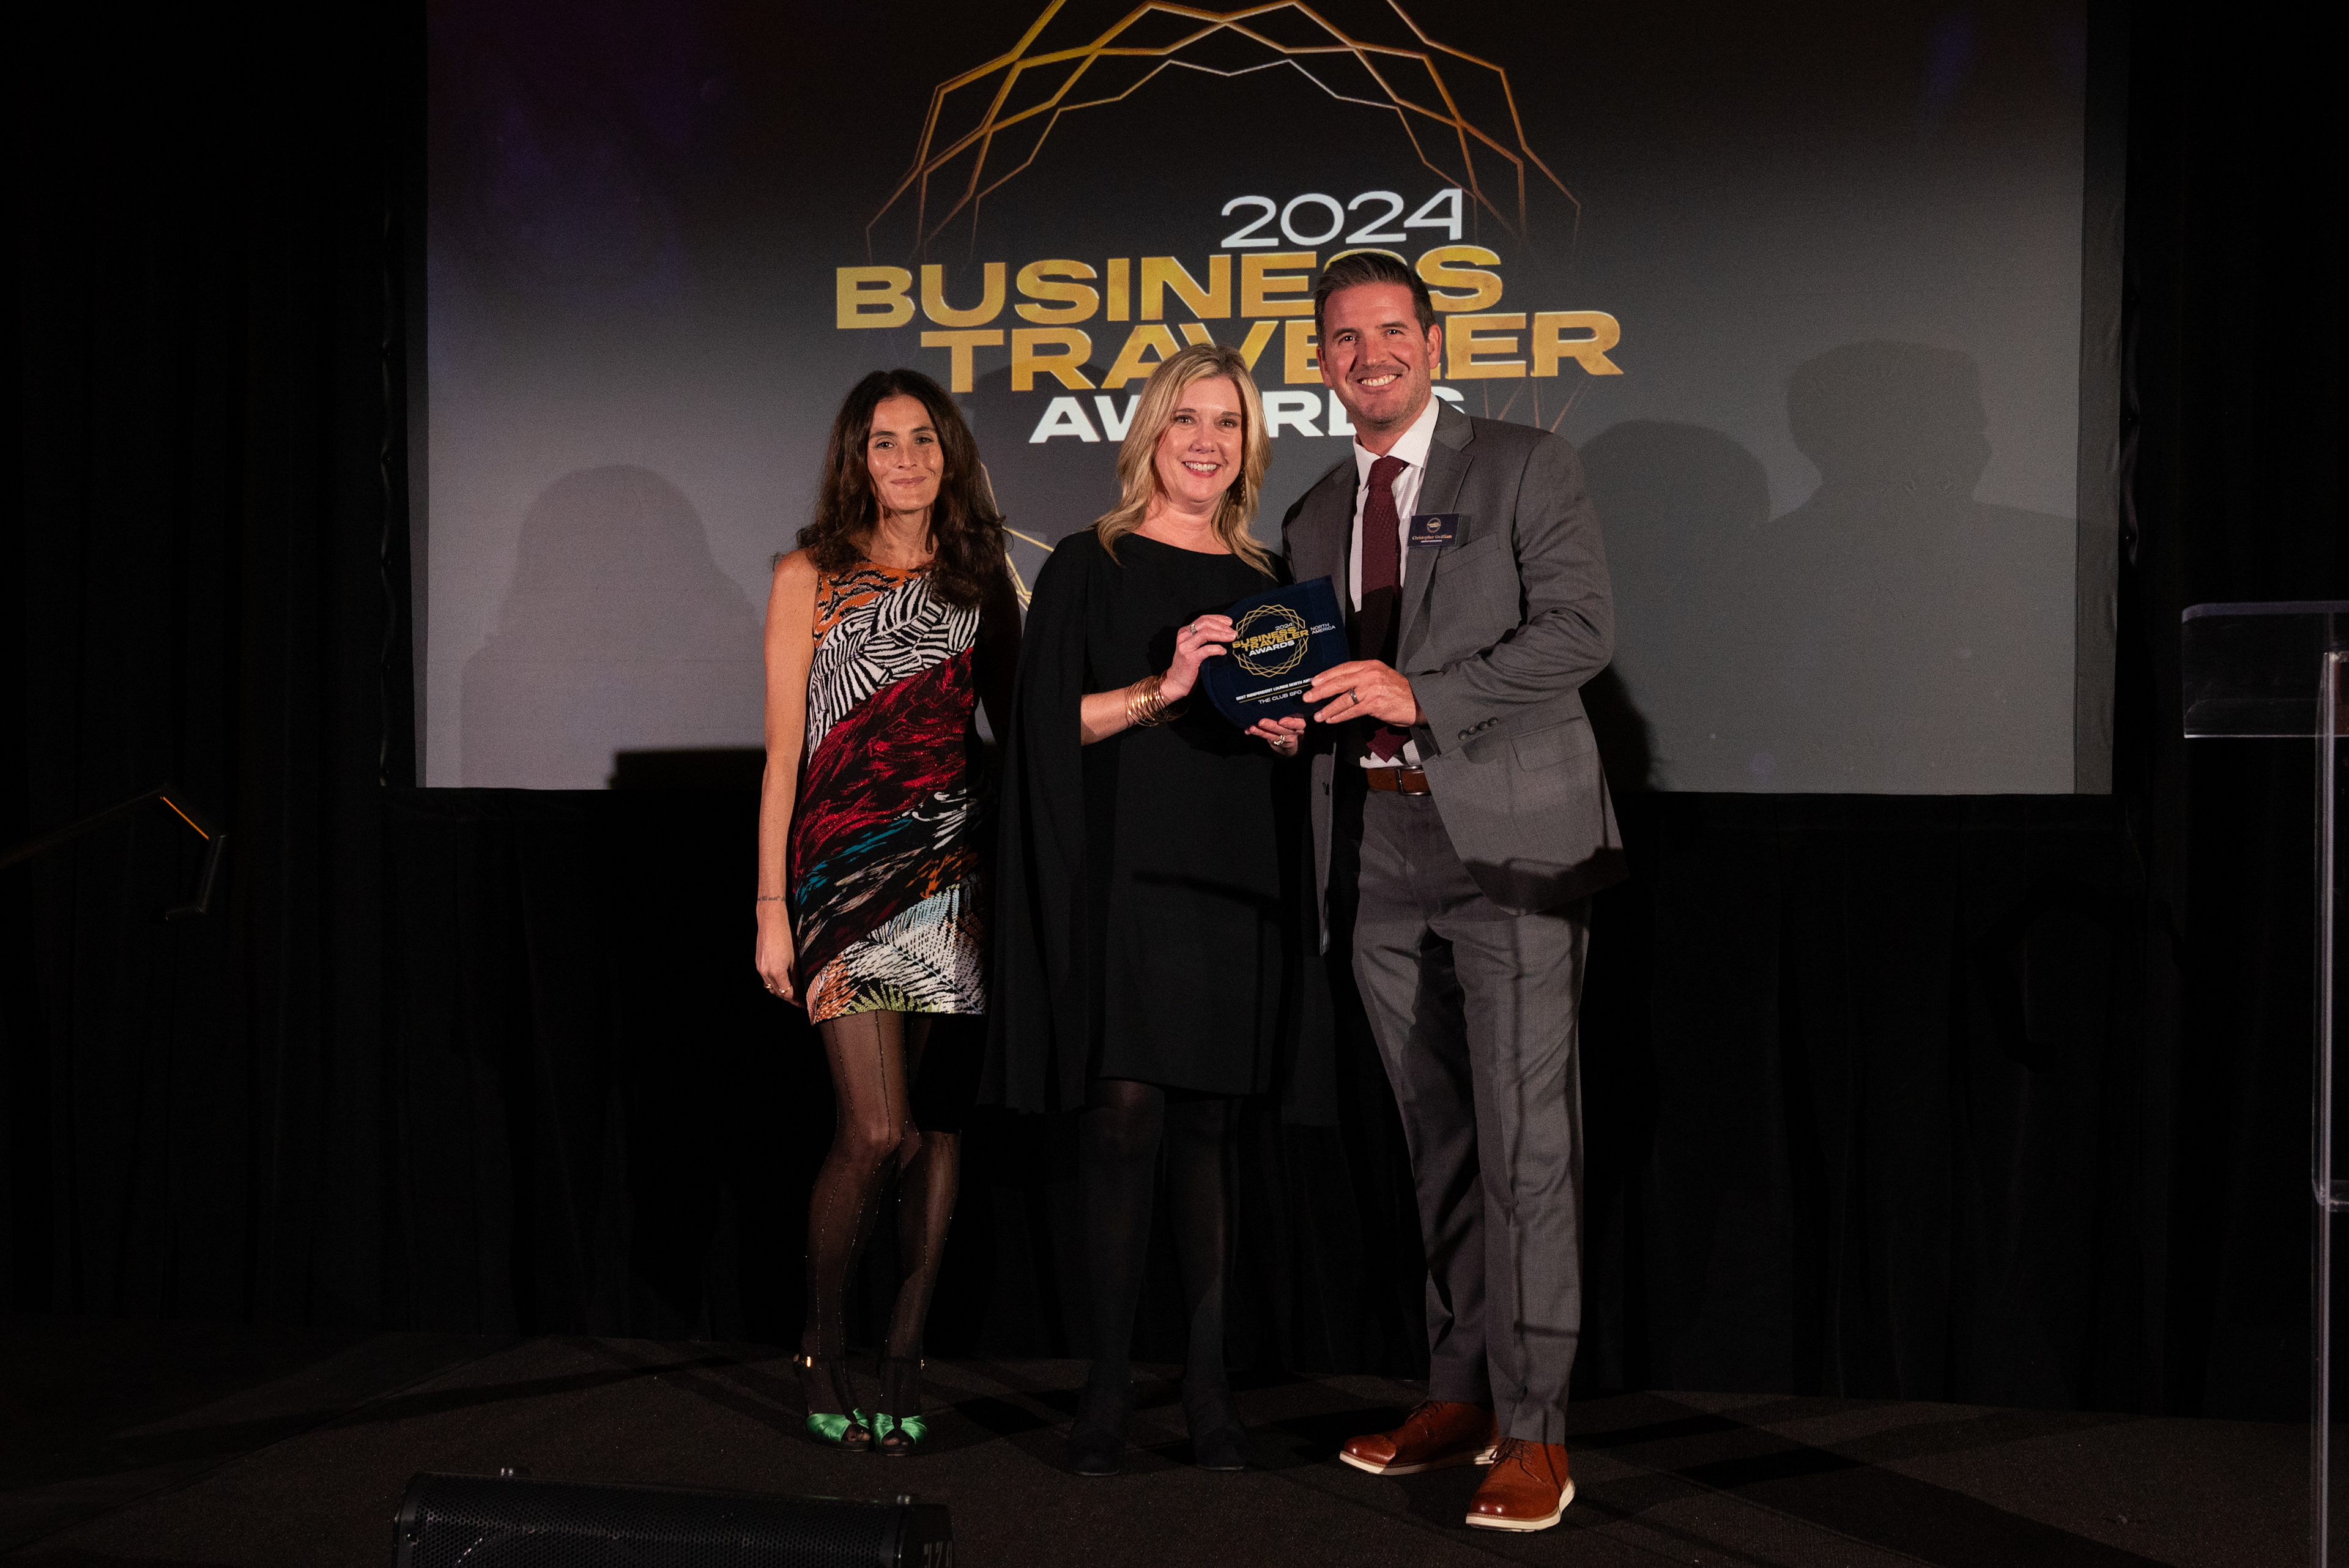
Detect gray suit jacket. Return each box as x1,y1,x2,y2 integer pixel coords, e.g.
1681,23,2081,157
1282,403,1626,935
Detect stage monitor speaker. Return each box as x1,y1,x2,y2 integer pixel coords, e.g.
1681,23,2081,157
394,1472,953,1567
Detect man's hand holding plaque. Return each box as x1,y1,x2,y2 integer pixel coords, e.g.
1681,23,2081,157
1302,661,1422,728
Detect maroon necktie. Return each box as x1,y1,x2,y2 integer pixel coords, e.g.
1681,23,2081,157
1356,454,1410,762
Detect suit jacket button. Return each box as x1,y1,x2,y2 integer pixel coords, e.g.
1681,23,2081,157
1458,730,1471,742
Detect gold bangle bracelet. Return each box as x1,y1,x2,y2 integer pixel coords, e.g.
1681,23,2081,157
1127,674,1168,728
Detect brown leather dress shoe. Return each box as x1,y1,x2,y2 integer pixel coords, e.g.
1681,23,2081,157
1338,1399,1500,1476
1466,1437,1575,1531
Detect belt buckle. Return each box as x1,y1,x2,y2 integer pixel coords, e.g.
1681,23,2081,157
1368,766,1430,796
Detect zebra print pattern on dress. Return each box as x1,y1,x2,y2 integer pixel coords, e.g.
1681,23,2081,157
788,558,989,1024
804,571,979,756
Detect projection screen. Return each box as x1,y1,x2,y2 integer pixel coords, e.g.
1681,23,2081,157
420,0,2117,793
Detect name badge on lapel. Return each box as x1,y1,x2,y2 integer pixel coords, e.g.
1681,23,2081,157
1408,513,1458,548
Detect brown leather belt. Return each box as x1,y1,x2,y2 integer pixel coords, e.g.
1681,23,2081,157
1364,767,1431,795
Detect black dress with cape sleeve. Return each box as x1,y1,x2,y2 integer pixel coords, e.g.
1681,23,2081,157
983,529,1335,1121
982,533,1099,1113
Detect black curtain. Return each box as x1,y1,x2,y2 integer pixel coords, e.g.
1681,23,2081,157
7,3,419,1324
2115,0,2346,1416
5,0,2342,1421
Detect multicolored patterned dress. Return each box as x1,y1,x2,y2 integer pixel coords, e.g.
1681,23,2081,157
789,559,987,1024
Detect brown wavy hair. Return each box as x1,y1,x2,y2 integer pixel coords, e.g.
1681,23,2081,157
798,368,1006,609
1094,343,1275,576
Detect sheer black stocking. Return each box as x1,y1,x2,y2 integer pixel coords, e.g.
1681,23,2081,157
800,1011,955,1436
1163,1092,1245,1466
880,1039,959,1451
1069,1077,1162,1454
886,1077,957,1362
1069,1077,1245,1472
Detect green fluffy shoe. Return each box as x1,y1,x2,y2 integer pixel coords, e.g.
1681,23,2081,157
876,1356,930,1456
871,1410,928,1451
793,1353,874,1452
806,1408,876,1447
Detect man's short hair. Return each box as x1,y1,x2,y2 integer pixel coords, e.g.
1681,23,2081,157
1313,251,1438,339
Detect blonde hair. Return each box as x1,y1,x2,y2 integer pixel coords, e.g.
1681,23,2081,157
1094,343,1275,576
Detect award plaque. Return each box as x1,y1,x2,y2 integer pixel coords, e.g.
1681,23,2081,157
1198,575,1349,727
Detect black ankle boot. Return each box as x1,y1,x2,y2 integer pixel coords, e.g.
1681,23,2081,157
1183,1375,1249,1472
1067,1365,1134,1477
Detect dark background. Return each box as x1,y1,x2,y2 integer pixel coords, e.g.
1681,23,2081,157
6,0,2342,1421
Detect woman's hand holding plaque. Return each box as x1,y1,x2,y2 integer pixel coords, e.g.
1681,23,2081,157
1162,614,1234,703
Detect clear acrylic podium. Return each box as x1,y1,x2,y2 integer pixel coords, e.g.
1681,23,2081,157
2183,602,2349,1566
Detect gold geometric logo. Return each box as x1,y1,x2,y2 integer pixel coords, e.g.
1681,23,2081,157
1233,600,1312,678
870,0,1575,255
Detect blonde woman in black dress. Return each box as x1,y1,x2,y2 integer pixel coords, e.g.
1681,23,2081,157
989,343,1321,1475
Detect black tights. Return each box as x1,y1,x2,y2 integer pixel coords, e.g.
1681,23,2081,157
1074,1077,1241,1433
800,1011,958,1413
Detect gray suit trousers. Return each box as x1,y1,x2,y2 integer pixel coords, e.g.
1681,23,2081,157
1345,784,1588,1444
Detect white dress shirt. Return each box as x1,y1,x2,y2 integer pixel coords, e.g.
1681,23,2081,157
1345,395,1442,766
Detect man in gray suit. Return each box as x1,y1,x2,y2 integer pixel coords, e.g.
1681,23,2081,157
1269,251,1623,1533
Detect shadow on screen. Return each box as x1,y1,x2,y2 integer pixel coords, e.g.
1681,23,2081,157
1581,420,1772,791
462,465,765,789
1586,349,2074,792
1735,341,2074,790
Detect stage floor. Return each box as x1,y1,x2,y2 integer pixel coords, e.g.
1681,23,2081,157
0,1315,2308,1566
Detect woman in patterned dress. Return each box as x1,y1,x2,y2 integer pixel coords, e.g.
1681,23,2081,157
755,369,1018,1455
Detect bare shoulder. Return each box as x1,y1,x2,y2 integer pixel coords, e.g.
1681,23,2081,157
771,547,820,587
766,549,822,635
